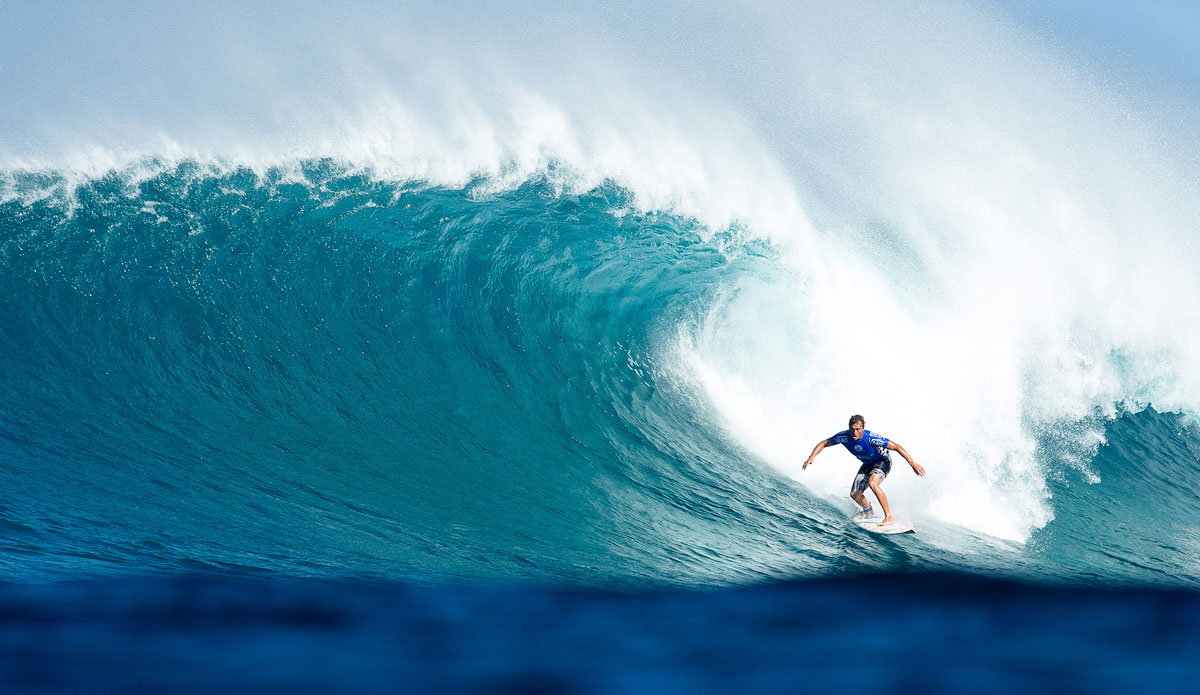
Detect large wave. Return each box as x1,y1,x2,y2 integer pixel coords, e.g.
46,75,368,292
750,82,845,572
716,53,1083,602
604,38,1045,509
3,1,1200,587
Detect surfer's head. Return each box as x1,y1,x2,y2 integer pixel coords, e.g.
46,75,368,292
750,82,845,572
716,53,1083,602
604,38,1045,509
848,414,865,439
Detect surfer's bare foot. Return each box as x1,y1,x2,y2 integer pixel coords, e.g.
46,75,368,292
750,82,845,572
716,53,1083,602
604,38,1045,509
879,516,894,525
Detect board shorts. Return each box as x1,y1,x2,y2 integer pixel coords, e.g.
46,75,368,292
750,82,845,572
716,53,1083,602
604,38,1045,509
851,453,892,495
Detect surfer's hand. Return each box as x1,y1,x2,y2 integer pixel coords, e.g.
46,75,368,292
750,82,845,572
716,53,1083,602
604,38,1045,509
803,458,813,470
912,462,926,477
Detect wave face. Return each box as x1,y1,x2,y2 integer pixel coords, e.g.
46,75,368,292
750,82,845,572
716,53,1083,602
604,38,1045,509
0,165,816,584
3,1,1200,591
3,163,1199,590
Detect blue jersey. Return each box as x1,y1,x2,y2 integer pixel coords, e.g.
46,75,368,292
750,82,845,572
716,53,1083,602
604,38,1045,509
828,429,891,464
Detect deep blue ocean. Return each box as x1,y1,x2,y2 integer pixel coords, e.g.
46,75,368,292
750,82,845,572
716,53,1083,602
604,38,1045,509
4,1,1200,691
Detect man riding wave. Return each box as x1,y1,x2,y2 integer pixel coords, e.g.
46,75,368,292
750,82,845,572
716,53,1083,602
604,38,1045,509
802,414,926,526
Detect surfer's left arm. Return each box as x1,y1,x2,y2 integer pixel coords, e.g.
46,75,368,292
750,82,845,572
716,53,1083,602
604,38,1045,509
887,441,925,477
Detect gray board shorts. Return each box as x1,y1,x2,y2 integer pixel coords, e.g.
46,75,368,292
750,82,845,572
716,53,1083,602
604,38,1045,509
851,453,893,495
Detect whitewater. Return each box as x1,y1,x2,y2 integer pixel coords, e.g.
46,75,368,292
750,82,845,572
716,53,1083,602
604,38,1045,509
3,1,1200,688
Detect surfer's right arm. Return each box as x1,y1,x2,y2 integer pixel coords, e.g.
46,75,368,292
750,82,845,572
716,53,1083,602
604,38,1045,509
802,439,831,470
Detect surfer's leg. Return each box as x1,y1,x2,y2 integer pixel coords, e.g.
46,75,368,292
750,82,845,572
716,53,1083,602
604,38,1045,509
868,473,893,524
850,470,871,510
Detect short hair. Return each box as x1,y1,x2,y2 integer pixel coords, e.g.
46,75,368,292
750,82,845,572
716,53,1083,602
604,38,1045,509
848,414,865,427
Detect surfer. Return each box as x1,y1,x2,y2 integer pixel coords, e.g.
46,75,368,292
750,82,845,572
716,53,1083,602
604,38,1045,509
802,414,925,525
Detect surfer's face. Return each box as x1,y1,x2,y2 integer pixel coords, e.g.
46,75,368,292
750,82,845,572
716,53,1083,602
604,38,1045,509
849,423,865,440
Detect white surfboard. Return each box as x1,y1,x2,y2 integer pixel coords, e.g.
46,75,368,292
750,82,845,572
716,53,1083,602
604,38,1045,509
853,517,915,534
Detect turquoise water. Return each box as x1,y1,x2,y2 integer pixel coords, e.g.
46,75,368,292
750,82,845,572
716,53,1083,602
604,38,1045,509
3,163,1198,591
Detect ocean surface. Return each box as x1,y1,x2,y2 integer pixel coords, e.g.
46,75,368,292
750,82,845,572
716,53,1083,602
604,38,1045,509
3,1,1200,691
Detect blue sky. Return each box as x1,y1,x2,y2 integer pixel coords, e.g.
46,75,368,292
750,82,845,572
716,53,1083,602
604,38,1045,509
994,0,1200,89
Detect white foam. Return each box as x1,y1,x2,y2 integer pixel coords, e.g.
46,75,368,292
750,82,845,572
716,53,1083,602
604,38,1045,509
666,3,1200,543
